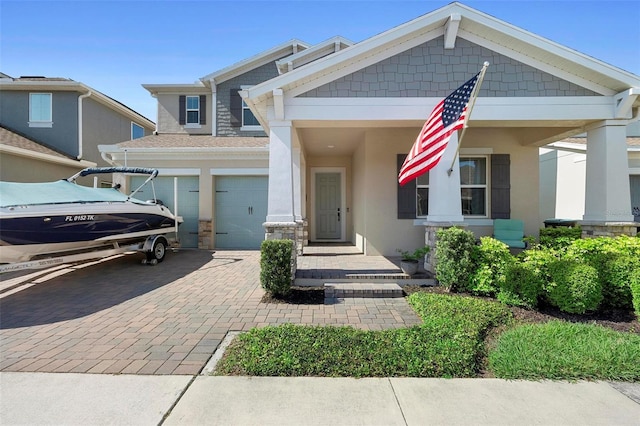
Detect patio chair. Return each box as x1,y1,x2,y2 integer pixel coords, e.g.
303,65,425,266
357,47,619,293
493,219,526,249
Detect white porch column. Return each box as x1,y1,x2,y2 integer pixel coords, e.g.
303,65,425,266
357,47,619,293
292,145,302,222
583,121,633,223
426,131,464,222
266,121,295,223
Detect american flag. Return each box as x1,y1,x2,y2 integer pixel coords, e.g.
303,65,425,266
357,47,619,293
398,72,481,186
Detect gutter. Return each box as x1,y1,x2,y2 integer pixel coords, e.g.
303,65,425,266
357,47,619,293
78,90,91,159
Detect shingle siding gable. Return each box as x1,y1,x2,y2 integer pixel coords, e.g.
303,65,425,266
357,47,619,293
216,61,280,137
300,37,599,98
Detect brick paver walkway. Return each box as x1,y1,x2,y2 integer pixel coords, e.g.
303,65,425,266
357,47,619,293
1,250,421,375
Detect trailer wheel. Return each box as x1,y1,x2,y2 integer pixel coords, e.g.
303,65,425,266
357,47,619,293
146,237,167,263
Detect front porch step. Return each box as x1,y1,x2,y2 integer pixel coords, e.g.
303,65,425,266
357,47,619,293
324,283,404,299
296,275,436,287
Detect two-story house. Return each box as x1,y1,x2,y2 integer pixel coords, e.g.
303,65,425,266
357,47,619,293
99,2,640,255
0,74,155,183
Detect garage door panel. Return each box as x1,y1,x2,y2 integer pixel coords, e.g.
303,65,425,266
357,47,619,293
215,176,267,249
131,176,199,248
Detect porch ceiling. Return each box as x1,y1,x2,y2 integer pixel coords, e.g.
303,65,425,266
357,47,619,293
296,120,590,156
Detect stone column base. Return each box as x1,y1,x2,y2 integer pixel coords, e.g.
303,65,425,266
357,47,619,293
264,221,305,278
423,222,468,275
198,220,213,250
580,221,638,238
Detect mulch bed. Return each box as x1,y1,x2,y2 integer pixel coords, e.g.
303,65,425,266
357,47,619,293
261,284,639,334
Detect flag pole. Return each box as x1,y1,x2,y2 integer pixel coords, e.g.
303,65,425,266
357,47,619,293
447,61,490,176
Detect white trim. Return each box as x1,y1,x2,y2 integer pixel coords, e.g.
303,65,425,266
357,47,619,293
28,121,52,128
241,125,263,132
210,168,269,176
310,167,347,242
0,144,95,168
151,168,200,176
630,168,640,175
184,124,202,129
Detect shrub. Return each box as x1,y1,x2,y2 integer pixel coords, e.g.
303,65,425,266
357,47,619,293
546,260,602,314
565,236,640,309
517,246,560,288
498,262,544,309
260,239,294,297
469,237,514,297
598,255,638,309
435,227,476,292
631,269,640,317
539,226,582,250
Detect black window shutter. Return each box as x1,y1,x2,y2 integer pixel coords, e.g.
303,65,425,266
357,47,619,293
397,154,416,219
199,95,206,125
491,154,510,219
178,95,186,125
230,89,242,127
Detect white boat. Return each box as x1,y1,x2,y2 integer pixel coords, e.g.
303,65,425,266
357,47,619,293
0,167,181,265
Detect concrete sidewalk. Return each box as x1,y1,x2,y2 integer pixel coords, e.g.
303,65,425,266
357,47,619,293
2,373,639,425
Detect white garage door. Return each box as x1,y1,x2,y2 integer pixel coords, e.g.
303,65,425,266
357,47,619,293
131,176,199,248
215,176,268,249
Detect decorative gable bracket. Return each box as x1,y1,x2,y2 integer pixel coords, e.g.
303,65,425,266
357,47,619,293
444,13,461,49
613,87,640,119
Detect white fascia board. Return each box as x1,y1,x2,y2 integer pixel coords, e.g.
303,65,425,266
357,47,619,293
275,36,355,73
283,96,615,122
101,146,268,162
545,142,588,153
0,144,96,168
458,31,616,96
200,39,310,84
458,5,640,88
210,168,269,175
142,83,207,96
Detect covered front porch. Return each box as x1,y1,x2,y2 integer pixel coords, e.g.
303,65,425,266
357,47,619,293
295,243,435,287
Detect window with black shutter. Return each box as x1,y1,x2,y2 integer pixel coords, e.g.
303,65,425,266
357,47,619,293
230,89,242,128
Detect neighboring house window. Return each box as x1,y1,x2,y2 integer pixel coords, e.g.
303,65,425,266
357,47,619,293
398,153,510,219
178,95,206,127
131,122,145,139
29,93,52,127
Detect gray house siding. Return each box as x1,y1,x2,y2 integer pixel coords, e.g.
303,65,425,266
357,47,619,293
156,93,212,135
300,37,600,98
0,90,79,157
216,61,280,137
83,98,153,166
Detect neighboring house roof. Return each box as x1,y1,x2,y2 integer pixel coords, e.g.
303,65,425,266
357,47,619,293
242,2,640,128
562,137,640,147
0,75,155,126
0,125,95,167
116,134,269,149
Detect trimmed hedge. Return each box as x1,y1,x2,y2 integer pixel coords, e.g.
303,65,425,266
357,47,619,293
631,269,640,317
260,239,294,297
435,227,476,292
547,260,602,314
469,237,514,297
538,226,582,250
498,262,544,309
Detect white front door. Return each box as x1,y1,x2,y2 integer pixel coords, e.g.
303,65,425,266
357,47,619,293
315,172,341,239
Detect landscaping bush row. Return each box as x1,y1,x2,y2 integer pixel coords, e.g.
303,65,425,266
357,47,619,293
435,227,640,315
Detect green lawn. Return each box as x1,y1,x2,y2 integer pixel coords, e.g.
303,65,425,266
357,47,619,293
214,291,639,381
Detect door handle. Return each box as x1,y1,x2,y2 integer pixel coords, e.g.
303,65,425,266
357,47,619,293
337,208,340,222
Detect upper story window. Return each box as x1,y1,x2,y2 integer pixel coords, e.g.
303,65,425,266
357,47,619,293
178,95,206,128
240,86,261,131
186,96,199,124
29,93,52,127
131,122,145,139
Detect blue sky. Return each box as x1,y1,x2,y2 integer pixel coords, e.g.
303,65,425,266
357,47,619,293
2,0,639,122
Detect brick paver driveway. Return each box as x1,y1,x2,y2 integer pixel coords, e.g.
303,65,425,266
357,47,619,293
1,250,421,375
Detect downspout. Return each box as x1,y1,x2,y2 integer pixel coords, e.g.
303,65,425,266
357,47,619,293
78,90,91,160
